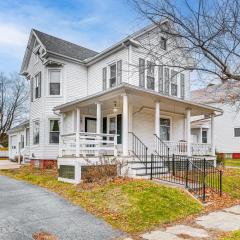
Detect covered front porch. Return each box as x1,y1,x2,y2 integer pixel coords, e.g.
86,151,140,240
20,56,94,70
54,84,222,159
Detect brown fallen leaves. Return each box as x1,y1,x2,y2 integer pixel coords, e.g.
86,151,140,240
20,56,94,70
32,232,58,240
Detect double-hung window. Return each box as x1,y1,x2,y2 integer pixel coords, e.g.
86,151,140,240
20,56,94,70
234,128,240,137
49,70,61,95
49,119,60,143
110,64,117,88
34,72,41,99
33,120,40,145
202,130,208,143
160,118,170,141
147,61,155,90
171,70,178,96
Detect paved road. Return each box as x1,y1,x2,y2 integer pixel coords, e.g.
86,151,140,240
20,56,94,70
0,175,125,240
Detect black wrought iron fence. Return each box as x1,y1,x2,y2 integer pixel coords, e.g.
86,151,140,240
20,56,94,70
150,154,223,202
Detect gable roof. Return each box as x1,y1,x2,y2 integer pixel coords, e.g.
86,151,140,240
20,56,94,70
7,120,29,134
33,29,98,61
191,82,240,104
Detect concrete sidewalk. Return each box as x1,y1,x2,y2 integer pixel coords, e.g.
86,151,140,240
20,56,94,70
139,205,240,239
0,160,20,169
0,175,125,240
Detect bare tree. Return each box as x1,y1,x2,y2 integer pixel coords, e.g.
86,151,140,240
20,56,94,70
130,0,240,87
0,73,28,146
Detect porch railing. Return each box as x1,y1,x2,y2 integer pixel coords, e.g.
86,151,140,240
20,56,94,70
129,132,148,171
191,143,213,156
163,141,188,155
60,132,118,157
155,139,213,156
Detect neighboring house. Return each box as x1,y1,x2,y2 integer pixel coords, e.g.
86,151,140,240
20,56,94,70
8,120,30,162
191,83,240,158
8,21,222,181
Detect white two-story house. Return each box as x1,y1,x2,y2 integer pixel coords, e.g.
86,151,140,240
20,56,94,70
9,21,222,176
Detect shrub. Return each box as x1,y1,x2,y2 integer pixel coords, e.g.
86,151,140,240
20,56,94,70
216,152,225,166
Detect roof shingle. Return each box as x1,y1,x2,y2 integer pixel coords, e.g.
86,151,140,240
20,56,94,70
33,29,98,61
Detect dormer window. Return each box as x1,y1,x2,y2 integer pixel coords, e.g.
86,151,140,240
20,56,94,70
110,64,116,88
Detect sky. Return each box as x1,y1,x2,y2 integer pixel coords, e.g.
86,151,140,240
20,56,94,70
0,0,145,74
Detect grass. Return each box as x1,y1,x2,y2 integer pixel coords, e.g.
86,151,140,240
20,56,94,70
220,230,240,240
225,159,240,168
221,168,240,199
0,166,202,233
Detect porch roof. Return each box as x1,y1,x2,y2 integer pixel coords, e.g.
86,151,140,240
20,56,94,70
53,83,223,116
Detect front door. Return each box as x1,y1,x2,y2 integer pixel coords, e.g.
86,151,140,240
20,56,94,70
107,114,122,144
85,117,96,133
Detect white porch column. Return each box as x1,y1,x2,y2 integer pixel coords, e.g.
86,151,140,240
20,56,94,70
155,102,160,137
76,108,80,157
59,113,64,157
122,94,129,156
96,102,101,134
186,108,191,156
128,104,133,152
211,113,215,156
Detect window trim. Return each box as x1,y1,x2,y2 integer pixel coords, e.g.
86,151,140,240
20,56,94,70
26,127,30,146
48,68,62,97
49,119,60,144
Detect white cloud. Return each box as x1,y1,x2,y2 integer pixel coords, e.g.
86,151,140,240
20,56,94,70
0,23,28,47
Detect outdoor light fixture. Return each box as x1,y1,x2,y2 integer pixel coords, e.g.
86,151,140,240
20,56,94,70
113,101,119,113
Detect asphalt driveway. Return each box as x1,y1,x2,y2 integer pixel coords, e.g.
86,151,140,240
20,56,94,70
0,175,125,240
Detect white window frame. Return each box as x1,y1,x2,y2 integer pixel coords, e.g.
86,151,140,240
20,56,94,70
49,119,60,144
33,120,40,145
48,68,62,97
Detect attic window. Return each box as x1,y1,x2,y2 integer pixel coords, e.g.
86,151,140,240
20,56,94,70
160,37,167,50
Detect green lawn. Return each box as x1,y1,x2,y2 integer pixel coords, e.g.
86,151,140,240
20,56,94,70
0,166,202,233
225,159,240,168
222,168,240,199
220,230,240,240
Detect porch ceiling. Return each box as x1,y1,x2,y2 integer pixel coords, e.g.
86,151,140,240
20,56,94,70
54,83,223,116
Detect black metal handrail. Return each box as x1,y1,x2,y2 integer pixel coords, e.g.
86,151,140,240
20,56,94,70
154,134,170,157
129,132,148,172
150,154,223,202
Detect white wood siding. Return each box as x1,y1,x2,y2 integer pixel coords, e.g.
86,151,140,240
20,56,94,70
87,48,129,95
